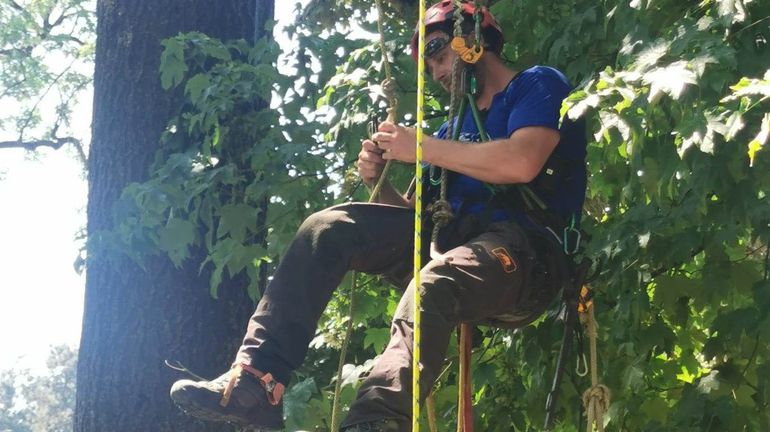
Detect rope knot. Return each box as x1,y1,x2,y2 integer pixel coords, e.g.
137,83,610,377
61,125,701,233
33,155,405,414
430,199,453,228
582,384,611,431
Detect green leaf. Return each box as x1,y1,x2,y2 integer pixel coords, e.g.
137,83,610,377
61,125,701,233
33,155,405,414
160,38,188,89
643,61,697,102
217,204,258,243
696,370,722,395
283,377,317,428
363,327,390,353
158,218,195,266
748,113,769,167
185,73,210,102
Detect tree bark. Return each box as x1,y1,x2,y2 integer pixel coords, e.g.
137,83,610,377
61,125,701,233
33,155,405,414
77,1,274,431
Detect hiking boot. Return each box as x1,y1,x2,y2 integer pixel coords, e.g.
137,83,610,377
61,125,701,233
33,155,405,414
170,363,284,430
340,419,400,432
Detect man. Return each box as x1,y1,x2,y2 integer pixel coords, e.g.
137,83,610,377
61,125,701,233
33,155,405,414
170,1,587,431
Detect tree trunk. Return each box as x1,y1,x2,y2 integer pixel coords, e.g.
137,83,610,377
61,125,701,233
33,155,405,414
77,1,275,431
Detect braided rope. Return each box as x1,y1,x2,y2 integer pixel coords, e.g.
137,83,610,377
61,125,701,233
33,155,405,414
580,302,610,432
329,2,402,430
428,2,464,258
413,0,428,428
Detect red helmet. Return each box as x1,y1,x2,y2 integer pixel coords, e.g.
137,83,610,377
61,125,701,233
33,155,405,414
409,0,504,62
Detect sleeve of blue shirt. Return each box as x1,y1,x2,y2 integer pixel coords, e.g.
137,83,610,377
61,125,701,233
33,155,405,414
505,66,572,136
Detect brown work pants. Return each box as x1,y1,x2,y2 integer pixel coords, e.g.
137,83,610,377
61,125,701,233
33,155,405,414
234,202,565,431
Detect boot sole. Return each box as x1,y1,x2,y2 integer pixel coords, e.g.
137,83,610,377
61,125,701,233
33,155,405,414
173,398,281,431
170,383,281,431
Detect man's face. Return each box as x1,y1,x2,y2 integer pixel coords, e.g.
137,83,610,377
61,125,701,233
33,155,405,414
424,31,457,91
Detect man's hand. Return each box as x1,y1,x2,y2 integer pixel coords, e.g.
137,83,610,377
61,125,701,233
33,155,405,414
357,139,387,187
372,121,417,164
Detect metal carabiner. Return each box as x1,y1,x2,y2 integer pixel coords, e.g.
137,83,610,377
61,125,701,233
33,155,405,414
576,352,589,377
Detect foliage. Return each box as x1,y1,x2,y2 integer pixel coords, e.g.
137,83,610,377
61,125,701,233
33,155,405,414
0,345,77,432
0,0,94,160
109,0,770,430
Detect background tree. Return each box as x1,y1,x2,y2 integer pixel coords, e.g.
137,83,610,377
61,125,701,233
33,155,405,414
0,0,93,163
76,1,274,431
0,344,77,432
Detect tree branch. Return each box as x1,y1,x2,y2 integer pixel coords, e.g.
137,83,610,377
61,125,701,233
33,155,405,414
0,46,33,56
650,245,705,279
5,0,24,12
0,137,80,151
5,0,38,29
49,33,86,46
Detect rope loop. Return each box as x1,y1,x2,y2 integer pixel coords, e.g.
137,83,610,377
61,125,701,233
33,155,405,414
382,77,397,97
382,78,399,121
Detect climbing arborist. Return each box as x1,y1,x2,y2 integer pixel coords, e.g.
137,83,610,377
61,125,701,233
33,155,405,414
169,1,587,431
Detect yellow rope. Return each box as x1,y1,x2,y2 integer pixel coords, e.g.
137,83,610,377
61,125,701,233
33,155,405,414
413,0,427,429
579,298,610,432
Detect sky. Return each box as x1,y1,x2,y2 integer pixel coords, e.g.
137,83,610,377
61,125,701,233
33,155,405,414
0,0,305,373
0,145,87,372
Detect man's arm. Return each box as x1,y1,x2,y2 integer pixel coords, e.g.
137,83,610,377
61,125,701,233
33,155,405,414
374,122,560,184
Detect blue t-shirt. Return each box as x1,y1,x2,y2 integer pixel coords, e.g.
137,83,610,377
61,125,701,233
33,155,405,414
429,65,587,227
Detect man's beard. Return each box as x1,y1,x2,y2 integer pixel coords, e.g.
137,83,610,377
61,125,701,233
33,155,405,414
442,65,481,95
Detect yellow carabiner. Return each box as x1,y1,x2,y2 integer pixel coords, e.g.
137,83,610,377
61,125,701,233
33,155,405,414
450,36,484,64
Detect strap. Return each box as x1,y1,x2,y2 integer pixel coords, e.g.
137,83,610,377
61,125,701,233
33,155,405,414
543,258,591,430
219,363,285,408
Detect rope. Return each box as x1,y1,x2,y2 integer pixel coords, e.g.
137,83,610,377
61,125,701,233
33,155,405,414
374,0,397,122
368,0,399,203
164,359,208,381
579,298,610,432
413,0,428,428
330,275,357,431
329,2,402,429
427,393,439,432
428,1,465,260
433,5,478,432
457,323,473,432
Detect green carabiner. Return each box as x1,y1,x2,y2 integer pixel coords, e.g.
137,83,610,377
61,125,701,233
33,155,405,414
563,214,581,255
